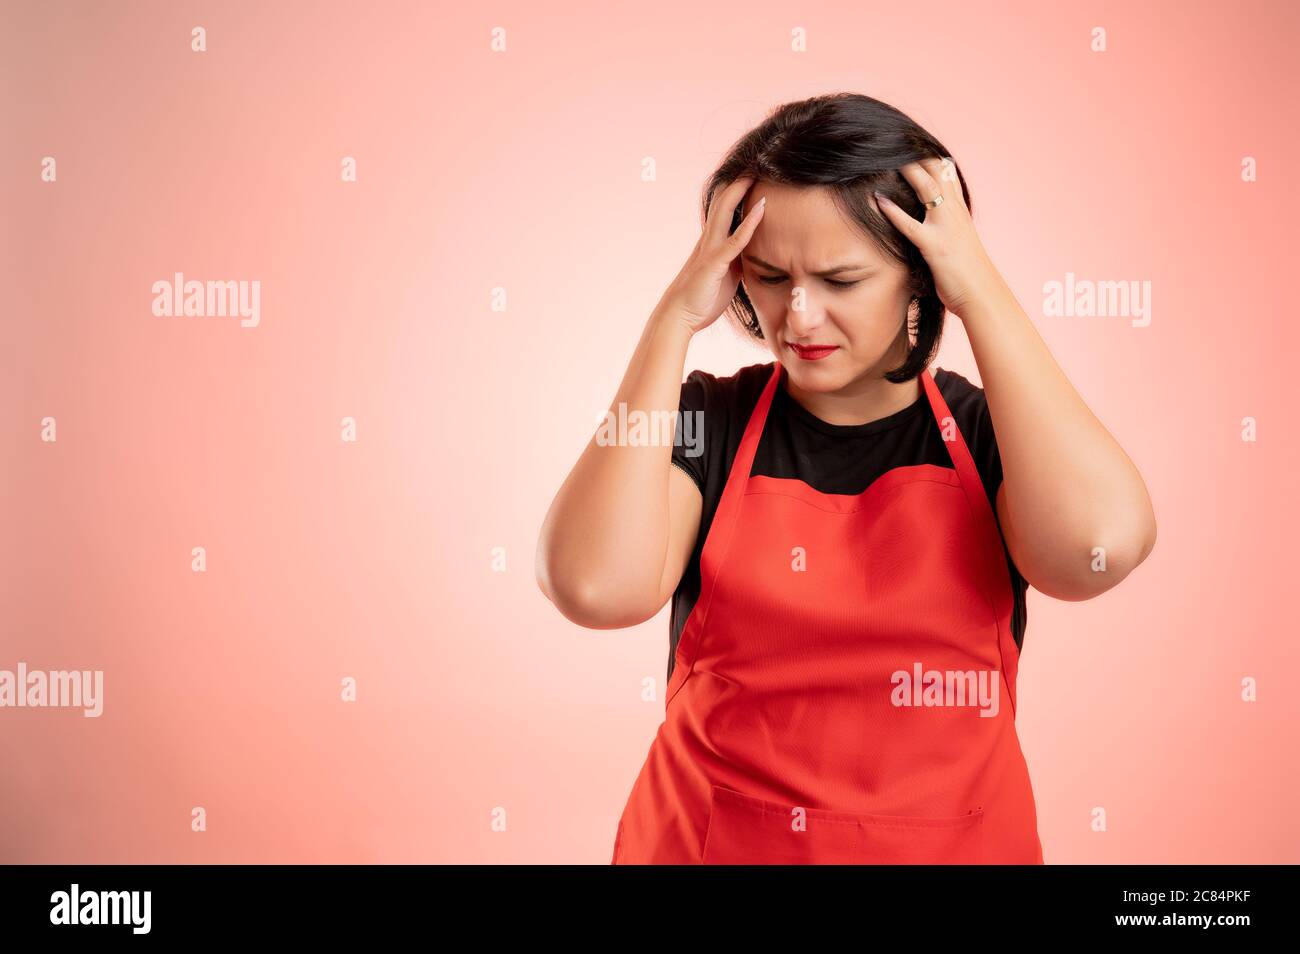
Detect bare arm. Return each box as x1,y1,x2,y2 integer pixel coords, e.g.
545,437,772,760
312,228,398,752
873,158,1156,602
536,177,766,628
970,281,1156,601
535,308,702,628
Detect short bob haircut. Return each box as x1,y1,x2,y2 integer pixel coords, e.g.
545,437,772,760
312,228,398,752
702,92,973,383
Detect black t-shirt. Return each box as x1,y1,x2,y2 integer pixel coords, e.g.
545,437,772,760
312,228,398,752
667,361,1027,684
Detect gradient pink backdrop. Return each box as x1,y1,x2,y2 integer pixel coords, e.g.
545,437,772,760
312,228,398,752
2,0,1297,863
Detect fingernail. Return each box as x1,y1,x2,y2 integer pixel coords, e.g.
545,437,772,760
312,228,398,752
873,191,892,206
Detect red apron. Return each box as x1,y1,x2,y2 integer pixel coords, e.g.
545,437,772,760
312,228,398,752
612,360,1043,864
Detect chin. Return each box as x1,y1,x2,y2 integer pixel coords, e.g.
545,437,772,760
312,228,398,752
783,363,855,391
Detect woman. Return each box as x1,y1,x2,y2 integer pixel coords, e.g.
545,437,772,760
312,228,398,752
535,92,1157,864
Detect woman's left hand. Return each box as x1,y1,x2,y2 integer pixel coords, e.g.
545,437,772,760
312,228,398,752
871,158,1007,320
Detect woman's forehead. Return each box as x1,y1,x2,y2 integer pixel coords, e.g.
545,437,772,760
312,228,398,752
745,182,886,266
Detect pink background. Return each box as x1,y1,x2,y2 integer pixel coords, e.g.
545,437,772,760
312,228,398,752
2,0,1297,863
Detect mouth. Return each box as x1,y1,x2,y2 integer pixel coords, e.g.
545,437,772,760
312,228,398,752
786,342,839,361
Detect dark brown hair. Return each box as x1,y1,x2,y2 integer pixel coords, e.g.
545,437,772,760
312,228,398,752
702,92,972,382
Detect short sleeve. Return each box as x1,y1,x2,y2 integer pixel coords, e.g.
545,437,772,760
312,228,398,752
670,370,710,493
970,389,1004,511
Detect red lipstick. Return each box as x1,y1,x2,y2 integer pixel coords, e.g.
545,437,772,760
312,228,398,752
787,342,839,361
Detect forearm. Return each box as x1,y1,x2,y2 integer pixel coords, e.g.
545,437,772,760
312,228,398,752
959,279,1157,594
536,305,695,625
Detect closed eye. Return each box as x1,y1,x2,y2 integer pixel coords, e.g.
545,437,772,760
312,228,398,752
757,276,861,289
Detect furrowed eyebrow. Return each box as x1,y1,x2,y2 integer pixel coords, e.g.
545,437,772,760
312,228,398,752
742,253,872,277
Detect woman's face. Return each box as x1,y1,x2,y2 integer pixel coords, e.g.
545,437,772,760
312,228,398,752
739,182,913,393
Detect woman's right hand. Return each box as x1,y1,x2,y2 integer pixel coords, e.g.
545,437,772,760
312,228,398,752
657,175,766,335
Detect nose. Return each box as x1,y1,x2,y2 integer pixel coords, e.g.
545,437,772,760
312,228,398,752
783,287,828,339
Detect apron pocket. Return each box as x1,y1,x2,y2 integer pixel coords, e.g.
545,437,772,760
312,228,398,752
701,785,984,865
